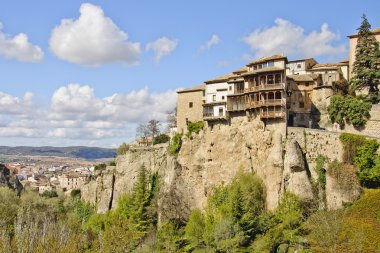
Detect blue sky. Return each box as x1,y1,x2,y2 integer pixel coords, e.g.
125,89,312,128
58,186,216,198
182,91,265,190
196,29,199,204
0,0,379,147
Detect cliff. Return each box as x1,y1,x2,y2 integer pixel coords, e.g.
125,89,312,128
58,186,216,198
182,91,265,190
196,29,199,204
81,116,363,222
0,164,23,195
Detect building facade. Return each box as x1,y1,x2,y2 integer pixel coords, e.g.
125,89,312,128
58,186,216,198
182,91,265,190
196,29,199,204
176,85,205,134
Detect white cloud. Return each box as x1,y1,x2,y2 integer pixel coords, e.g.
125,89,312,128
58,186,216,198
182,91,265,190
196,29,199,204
0,91,35,114
0,84,176,143
243,18,346,59
49,3,140,66
0,22,43,63
146,37,178,62
200,34,220,51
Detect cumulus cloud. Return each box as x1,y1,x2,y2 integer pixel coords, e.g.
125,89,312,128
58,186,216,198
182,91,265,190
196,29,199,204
243,18,346,59
0,91,35,114
49,3,140,66
200,34,221,51
0,22,43,63
0,84,176,143
146,37,178,62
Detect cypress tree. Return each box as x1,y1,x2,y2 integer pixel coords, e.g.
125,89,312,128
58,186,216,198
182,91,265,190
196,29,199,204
351,14,380,101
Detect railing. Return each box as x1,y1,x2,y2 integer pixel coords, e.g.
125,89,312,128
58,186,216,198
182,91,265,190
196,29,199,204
260,110,286,119
245,98,285,109
227,102,245,111
246,83,285,92
203,112,226,120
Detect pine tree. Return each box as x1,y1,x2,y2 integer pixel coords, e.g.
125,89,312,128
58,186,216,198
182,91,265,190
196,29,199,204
351,14,380,101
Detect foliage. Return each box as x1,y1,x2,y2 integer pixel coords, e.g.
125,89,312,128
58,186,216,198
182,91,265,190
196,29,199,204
315,154,327,189
328,160,359,191
339,133,380,187
147,119,161,138
156,220,185,253
184,209,205,251
186,121,205,138
351,15,380,99
332,79,349,95
327,95,372,128
168,133,182,155
70,189,81,198
153,133,170,145
116,142,129,155
41,189,59,198
94,163,107,171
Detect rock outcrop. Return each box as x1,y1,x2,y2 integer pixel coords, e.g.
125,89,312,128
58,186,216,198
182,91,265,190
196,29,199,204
81,116,364,222
0,164,23,194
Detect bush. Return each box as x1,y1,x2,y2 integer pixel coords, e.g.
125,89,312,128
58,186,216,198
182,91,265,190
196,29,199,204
153,134,170,145
328,95,372,128
94,163,107,171
109,161,116,166
315,155,327,189
116,142,129,156
41,190,58,198
168,133,182,155
339,133,366,164
186,121,205,138
327,160,359,191
70,189,81,198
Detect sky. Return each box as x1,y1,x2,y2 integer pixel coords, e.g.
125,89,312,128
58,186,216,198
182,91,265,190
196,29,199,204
0,0,379,148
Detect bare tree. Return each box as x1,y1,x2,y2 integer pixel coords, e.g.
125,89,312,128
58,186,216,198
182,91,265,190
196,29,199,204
136,123,150,146
147,120,160,141
166,107,177,131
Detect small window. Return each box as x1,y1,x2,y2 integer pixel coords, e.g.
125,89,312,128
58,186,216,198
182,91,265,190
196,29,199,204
297,63,302,69
229,86,232,91
219,107,223,116
212,95,216,101
253,65,257,70
258,64,262,69
202,90,205,96
299,102,305,108
189,102,193,108
268,61,274,67
222,96,225,100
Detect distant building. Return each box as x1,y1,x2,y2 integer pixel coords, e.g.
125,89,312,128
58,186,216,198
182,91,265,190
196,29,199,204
58,173,88,191
176,85,205,134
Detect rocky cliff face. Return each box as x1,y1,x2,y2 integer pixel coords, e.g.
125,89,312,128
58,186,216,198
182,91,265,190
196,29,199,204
0,164,23,194
81,116,363,222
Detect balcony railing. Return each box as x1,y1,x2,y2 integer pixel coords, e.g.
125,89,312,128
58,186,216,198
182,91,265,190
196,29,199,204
245,98,286,109
260,110,286,119
203,112,226,120
246,83,285,92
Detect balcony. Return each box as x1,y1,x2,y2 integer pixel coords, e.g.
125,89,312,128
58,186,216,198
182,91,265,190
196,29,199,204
245,98,286,109
260,110,286,119
203,112,227,121
246,83,285,92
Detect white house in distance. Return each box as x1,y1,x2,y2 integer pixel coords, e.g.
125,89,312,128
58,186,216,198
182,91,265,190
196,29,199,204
203,73,230,121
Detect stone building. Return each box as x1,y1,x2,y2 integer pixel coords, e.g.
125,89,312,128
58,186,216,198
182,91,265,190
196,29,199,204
58,173,88,191
348,27,380,78
176,85,205,134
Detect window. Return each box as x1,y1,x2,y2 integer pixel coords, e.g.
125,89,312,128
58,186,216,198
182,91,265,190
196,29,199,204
297,63,302,69
202,90,205,96
267,75,274,84
219,107,223,116
253,65,257,70
268,61,274,67
212,95,216,101
299,102,305,108
189,102,193,108
222,96,225,100
229,86,232,91
258,64,262,69
275,74,281,84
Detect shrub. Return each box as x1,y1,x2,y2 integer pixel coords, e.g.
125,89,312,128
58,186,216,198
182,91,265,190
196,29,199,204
153,134,170,145
315,155,327,189
116,142,129,156
41,190,58,198
168,133,182,155
186,121,205,138
328,95,372,128
327,160,359,191
94,163,107,171
70,189,81,198
339,133,366,164
109,161,116,166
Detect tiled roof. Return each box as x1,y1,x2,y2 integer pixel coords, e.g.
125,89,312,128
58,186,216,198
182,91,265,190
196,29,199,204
348,27,380,38
311,63,340,70
177,84,205,93
287,74,319,82
204,73,235,84
242,66,285,76
247,54,287,66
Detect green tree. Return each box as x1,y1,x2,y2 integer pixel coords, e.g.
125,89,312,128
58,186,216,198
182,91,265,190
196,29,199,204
156,221,185,252
184,209,205,250
153,133,170,145
351,14,380,100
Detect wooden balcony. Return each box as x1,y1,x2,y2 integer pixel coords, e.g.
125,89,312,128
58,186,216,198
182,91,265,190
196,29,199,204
245,98,286,109
203,112,227,121
246,83,285,92
260,110,286,119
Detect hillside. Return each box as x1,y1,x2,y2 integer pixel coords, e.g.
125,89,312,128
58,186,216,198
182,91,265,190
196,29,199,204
0,146,116,160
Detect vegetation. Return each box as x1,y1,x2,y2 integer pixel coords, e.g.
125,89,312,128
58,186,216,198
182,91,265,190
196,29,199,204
186,121,204,138
153,133,170,145
315,154,327,189
351,15,380,101
327,95,372,128
339,133,380,187
168,133,182,155
0,167,379,252
116,142,129,155
137,120,162,146
94,163,107,171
